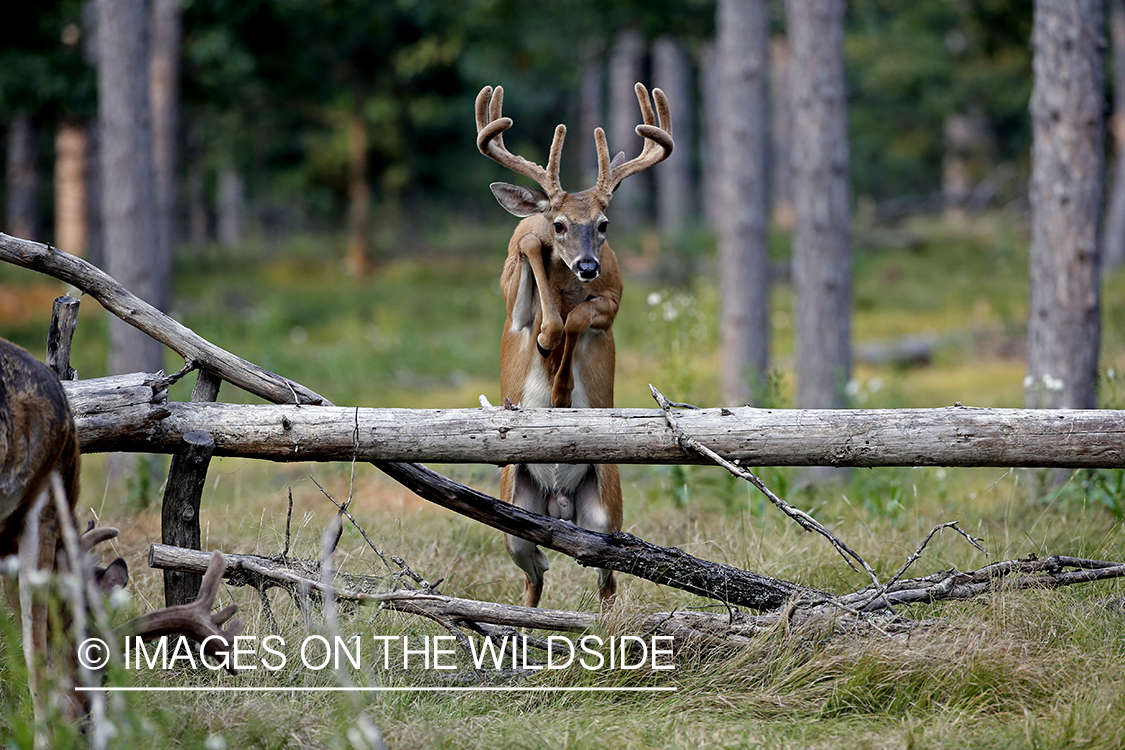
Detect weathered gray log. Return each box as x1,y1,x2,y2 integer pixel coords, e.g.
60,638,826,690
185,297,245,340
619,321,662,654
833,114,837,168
0,232,329,406
60,378,1125,468
47,295,81,380
161,430,215,606
160,370,223,606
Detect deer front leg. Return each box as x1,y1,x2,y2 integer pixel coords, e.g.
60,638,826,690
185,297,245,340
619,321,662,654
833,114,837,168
515,234,564,354
551,295,618,408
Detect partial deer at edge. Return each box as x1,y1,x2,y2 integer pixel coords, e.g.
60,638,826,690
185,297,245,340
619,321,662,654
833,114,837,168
475,82,673,608
0,336,240,725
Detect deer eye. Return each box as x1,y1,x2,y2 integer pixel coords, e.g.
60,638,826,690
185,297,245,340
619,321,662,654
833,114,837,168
598,220,609,233
553,221,566,234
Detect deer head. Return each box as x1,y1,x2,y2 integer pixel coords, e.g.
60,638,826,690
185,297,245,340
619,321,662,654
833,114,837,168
475,83,673,282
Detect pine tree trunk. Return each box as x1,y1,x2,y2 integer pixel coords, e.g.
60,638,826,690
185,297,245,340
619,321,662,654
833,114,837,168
345,107,371,277
54,121,88,256
578,43,605,188
5,111,39,240
96,0,164,376
216,166,244,250
1103,0,1125,272
786,0,852,411
150,0,180,274
1026,0,1104,410
715,0,771,405
652,36,693,240
769,36,794,230
608,27,646,233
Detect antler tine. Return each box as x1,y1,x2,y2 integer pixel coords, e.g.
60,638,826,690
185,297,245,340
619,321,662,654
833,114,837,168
599,82,675,201
80,525,119,553
475,85,564,199
120,551,242,673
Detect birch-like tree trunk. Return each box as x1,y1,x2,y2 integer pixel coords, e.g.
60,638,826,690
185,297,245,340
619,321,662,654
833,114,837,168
1026,0,1104,409
786,0,852,412
715,0,771,406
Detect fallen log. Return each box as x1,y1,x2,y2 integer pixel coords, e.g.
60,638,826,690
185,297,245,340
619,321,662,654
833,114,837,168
150,542,1125,641
63,375,1125,468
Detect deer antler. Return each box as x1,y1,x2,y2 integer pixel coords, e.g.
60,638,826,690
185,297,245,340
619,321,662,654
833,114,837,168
595,83,674,203
120,551,242,673
475,85,565,201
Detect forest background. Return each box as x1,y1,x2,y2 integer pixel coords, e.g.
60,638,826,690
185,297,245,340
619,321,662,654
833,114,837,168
4,1,1125,749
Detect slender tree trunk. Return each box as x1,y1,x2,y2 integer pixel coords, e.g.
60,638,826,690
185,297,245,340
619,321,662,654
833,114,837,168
186,119,209,250
608,27,646,233
96,0,164,376
6,111,39,240
150,0,180,274
1026,0,1104,410
786,0,852,412
652,36,693,240
1103,0,1125,272
578,43,605,188
216,166,243,251
716,0,771,405
769,36,794,231
54,121,88,256
699,42,722,230
345,107,371,277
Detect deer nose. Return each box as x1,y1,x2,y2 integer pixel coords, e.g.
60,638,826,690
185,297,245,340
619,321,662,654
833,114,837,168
575,259,600,281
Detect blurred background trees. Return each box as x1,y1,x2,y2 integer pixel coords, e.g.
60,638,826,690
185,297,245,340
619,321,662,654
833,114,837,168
0,0,1115,415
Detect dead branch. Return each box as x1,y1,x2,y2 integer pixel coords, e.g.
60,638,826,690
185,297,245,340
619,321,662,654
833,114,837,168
150,542,1125,648
651,384,882,588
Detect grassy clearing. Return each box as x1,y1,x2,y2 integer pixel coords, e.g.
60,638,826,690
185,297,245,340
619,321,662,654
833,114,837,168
3,211,1125,748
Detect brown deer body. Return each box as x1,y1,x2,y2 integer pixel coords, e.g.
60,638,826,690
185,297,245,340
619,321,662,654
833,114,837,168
0,336,239,727
476,83,673,608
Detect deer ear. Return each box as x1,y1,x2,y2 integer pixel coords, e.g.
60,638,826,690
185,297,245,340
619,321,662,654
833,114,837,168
95,557,129,592
609,151,626,170
490,182,550,218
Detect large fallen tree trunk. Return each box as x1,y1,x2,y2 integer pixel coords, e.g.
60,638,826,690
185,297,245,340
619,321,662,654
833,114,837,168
62,374,1125,468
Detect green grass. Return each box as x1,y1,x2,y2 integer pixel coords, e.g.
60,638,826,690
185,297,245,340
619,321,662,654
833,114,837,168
4,211,1125,748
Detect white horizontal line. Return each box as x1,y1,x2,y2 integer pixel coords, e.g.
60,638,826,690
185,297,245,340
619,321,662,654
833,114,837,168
77,685,676,693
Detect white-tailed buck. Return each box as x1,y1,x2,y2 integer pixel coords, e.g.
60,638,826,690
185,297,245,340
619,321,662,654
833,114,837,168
0,337,239,726
475,82,673,607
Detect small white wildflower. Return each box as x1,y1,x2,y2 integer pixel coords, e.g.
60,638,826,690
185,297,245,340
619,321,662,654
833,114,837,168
662,302,678,321
204,734,227,750
868,377,884,392
1045,375,1065,393
1108,368,1117,380
647,292,663,307
845,379,863,397
108,586,132,611
1,555,19,578
1023,375,1035,389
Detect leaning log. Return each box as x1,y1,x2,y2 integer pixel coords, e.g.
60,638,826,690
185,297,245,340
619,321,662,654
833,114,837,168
62,376,1125,469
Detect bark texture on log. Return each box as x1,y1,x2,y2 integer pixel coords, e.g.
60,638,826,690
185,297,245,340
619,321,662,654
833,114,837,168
61,379,1125,469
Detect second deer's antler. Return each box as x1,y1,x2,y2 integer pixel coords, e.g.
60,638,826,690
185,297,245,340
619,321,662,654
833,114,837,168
119,551,242,672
